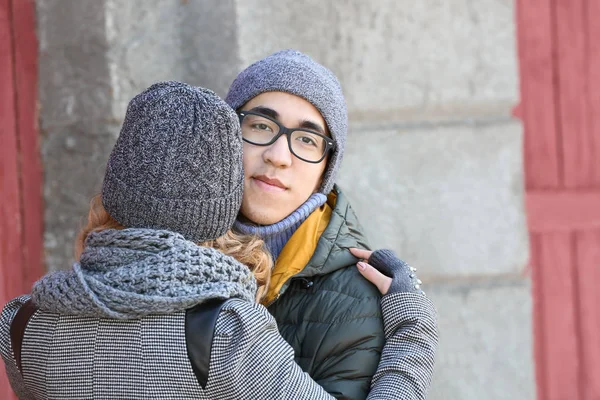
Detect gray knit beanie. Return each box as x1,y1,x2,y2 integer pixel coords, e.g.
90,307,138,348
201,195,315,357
225,49,347,194
101,81,243,242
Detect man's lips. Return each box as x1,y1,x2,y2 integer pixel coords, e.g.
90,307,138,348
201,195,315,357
252,175,287,192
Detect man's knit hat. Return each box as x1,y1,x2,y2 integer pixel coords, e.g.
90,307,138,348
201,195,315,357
102,81,243,242
225,49,347,194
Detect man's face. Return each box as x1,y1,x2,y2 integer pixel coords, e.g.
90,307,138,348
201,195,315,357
239,91,329,225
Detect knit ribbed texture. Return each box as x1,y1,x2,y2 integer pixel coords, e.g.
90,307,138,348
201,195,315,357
30,229,257,319
225,50,347,195
234,193,327,261
102,81,243,243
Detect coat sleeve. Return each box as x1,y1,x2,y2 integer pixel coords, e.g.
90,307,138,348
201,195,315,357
0,295,37,400
208,300,336,400
367,292,438,400
220,294,436,400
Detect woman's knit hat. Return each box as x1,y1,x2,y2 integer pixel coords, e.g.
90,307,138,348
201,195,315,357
225,49,347,194
101,81,243,242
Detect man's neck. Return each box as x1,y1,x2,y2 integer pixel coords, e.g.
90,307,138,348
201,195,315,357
233,193,327,260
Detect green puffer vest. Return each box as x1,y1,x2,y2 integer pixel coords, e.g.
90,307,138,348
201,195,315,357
267,186,385,400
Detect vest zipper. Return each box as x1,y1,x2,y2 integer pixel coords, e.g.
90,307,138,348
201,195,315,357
265,276,312,308
265,294,281,308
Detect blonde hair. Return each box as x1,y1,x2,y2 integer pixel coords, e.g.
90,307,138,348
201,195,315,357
76,195,272,302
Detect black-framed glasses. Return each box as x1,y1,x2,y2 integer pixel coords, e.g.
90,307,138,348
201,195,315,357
238,111,335,163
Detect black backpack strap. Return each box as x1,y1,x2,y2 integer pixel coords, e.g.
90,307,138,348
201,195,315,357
10,299,38,373
185,298,232,389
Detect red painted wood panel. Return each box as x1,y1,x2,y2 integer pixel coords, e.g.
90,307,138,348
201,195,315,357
555,0,593,188
527,190,600,232
11,0,43,290
516,0,563,398
0,0,23,398
575,230,600,400
0,0,24,322
0,1,41,398
536,232,581,400
586,0,600,185
518,0,600,398
516,0,560,189
529,233,547,400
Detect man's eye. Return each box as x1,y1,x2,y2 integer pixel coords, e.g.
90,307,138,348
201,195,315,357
253,123,272,131
298,136,317,146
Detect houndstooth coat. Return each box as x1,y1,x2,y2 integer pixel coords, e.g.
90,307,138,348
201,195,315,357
0,228,437,399
1,291,436,400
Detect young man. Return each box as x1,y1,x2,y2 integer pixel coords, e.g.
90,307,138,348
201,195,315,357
226,50,437,399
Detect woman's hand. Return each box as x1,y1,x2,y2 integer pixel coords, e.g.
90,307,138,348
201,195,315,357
350,248,392,295
350,248,423,296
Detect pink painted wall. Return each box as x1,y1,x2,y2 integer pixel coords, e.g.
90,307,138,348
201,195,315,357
517,0,600,398
0,1,43,398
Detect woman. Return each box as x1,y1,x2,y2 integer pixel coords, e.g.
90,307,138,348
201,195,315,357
1,81,436,399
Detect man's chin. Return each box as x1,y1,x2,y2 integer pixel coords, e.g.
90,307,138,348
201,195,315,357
240,204,293,226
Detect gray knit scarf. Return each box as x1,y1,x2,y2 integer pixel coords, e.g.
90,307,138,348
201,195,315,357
31,228,257,319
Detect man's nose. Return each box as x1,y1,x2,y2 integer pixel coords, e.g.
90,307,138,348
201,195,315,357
263,134,293,167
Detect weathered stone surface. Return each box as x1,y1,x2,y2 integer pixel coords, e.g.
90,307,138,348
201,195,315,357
235,0,519,122
105,0,240,117
37,0,241,270
426,279,535,400
41,123,120,271
337,119,529,278
37,0,113,125
37,0,114,270
37,0,522,272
